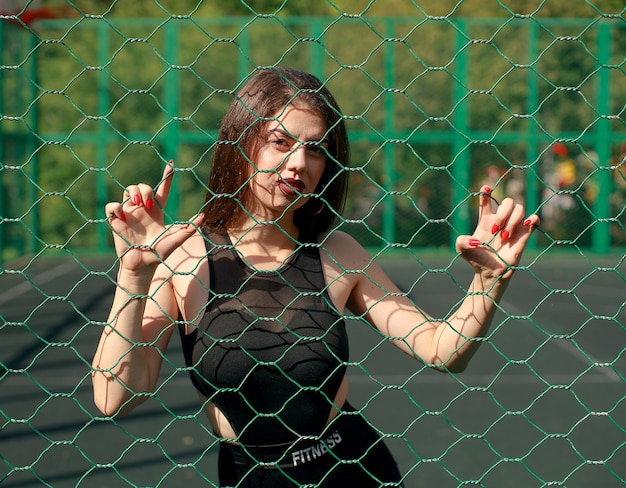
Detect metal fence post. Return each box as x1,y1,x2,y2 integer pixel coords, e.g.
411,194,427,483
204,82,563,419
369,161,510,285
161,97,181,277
451,19,470,246
593,21,612,254
27,29,39,256
525,20,540,251
383,17,396,245
96,21,110,253
163,20,180,222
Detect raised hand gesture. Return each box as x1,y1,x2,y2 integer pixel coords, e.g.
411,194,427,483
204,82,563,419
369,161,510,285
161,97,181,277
456,185,540,281
105,161,204,274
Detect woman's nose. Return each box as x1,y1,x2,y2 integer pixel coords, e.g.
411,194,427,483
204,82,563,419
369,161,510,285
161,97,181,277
284,144,307,172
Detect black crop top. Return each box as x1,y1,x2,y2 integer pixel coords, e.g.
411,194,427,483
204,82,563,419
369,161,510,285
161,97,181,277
179,232,349,446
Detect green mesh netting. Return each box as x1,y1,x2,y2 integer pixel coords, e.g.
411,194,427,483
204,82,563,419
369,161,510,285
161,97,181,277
1,1,625,487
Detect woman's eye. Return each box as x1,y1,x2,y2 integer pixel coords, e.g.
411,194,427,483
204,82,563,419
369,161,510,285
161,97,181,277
271,139,290,150
307,143,327,155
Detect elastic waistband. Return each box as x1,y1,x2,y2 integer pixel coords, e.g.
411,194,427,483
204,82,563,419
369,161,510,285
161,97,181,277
223,428,345,470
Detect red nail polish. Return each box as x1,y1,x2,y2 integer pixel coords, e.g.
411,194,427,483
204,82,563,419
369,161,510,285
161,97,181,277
491,224,500,234
501,229,510,243
524,218,531,227
484,186,491,194
120,211,126,222
469,238,481,247
145,198,153,210
132,194,141,206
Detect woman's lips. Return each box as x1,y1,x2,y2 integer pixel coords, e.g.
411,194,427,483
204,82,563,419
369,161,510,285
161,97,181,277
278,178,305,195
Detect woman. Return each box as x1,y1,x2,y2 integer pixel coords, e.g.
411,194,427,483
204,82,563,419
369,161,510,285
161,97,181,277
92,68,539,487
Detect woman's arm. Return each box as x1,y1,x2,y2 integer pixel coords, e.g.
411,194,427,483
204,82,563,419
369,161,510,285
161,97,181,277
334,187,539,372
91,265,179,417
91,162,203,416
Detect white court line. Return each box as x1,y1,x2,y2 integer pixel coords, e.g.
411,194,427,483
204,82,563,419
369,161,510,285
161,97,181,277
0,262,76,306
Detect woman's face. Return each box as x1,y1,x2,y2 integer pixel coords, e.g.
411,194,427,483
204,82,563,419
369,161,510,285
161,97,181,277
247,102,328,221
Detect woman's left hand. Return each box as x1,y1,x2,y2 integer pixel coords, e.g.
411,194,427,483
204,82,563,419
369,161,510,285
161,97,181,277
456,185,540,280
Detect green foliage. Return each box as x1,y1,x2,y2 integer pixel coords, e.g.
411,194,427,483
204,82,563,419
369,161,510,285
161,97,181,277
67,0,336,18
1,1,624,258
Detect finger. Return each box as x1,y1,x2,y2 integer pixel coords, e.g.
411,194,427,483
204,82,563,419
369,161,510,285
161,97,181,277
154,160,175,209
478,185,496,219
124,185,141,207
491,197,515,236
155,213,205,258
105,202,126,222
524,214,540,227
523,214,541,233
124,183,155,209
500,203,525,243
190,212,205,229
136,183,155,210
455,235,483,253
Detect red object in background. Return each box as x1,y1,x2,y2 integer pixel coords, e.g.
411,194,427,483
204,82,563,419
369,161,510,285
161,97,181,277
552,142,568,158
4,7,60,27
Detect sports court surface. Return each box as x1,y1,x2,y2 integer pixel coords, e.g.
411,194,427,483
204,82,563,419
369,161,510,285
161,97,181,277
1,249,624,487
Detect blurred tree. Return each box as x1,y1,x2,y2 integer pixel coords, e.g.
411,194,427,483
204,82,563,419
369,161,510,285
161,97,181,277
3,0,623,254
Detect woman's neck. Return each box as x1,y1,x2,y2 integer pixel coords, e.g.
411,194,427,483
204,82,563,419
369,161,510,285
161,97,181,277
227,221,299,271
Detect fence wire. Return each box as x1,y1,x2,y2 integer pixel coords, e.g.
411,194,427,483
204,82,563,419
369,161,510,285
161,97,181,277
1,1,625,487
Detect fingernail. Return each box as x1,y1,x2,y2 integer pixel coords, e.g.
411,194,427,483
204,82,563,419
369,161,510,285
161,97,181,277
491,224,500,234
484,186,491,194
524,218,532,227
501,229,510,243
120,211,126,222
145,198,153,210
469,238,481,247
132,194,141,206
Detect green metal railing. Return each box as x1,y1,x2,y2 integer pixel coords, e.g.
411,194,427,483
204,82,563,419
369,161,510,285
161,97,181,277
1,16,624,262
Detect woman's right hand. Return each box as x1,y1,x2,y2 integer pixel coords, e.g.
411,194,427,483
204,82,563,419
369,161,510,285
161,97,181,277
105,161,204,275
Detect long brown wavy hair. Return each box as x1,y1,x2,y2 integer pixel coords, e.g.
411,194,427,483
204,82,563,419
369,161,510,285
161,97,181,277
201,67,350,238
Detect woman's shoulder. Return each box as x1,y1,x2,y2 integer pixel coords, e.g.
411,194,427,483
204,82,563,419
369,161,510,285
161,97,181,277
318,229,372,269
319,229,358,247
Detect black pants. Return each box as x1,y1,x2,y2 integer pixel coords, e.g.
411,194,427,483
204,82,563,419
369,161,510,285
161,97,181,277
217,404,404,487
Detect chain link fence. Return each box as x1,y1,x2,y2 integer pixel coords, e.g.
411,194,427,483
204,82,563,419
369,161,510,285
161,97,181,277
1,1,625,487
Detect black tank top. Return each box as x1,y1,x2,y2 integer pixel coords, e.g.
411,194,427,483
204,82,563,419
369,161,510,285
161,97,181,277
179,232,349,445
